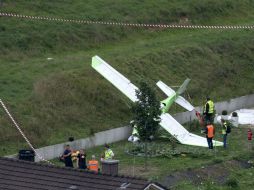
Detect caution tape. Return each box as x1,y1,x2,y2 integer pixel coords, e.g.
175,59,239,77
0,98,53,165
0,12,254,29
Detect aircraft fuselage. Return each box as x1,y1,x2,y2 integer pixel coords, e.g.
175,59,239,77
161,92,178,113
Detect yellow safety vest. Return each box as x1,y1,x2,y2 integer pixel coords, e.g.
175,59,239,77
205,100,214,114
222,122,227,135
132,126,138,136
105,149,114,160
71,151,79,161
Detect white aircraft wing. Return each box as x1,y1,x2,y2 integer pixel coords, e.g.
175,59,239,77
92,55,138,102
175,96,195,111
156,81,176,97
160,113,223,147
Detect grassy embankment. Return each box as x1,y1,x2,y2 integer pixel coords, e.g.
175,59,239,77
0,0,254,155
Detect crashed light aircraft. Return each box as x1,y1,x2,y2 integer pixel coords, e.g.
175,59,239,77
92,55,223,147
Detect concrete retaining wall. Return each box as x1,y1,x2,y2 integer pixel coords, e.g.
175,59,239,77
173,94,254,124
7,94,254,162
33,126,132,162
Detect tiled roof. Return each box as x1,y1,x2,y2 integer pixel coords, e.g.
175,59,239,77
0,157,150,190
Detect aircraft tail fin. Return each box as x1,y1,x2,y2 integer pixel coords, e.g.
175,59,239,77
157,79,194,112
176,78,191,95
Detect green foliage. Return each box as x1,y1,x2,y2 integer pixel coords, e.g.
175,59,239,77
131,81,161,141
127,140,183,158
212,158,223,164
158,129,179,154
226,178,239,188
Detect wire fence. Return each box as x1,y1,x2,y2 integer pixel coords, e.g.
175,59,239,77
1,12,254,30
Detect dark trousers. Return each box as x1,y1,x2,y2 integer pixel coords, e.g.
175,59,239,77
207,137,213,149
65,159,73,168
79,164,87,169
205,113,214,124
223,134,227,148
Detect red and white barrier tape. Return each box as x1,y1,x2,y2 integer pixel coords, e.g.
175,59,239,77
1,12,254,29
0,98,53,165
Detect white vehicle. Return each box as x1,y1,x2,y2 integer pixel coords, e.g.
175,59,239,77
92,55,223,147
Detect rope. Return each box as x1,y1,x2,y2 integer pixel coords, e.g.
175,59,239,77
0,98,53,165
0,12,254,30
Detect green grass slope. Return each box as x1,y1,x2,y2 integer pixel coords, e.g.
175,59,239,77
0,0,254,155
1,0,254,59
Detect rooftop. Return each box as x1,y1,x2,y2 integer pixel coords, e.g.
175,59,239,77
0,157,167,190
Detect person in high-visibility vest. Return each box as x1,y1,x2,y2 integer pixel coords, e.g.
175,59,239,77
87,155,99,173
104,144,114,160
205,121,215,149
132,125,139,137
71,150,80,162
221,119,228,148
128,124,140,143
203,97,215,124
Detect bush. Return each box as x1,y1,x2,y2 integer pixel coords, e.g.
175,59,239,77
222,110,228,115
226,178,239,188
68,137,74,142
212,158,223,164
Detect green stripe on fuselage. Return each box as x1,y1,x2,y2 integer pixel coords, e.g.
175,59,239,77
161,93,178,113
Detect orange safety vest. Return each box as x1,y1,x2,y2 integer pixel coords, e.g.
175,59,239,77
207,125,214,138
88,160,98,172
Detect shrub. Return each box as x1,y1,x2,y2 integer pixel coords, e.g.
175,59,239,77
226,178,239,188
212,158,223,164
68,137,74,142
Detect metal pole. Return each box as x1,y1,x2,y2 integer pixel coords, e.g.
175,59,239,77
132,152,135,177
214,125,217,158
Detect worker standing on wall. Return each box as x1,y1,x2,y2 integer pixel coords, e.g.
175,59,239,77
128,124,140,143
203,97,215,124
